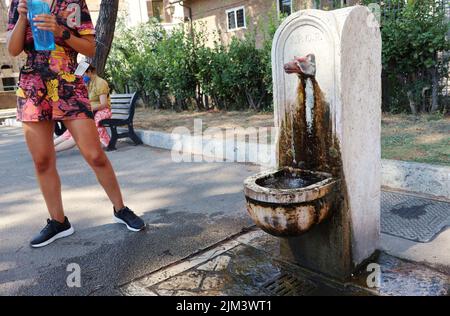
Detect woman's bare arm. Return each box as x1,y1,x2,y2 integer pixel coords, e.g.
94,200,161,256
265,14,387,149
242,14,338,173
33,14,96,57
7,1,96,58
6,0,28,57
63,33,96,58
91,94,109,111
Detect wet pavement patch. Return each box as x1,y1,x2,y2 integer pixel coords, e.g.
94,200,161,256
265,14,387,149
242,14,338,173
374,255,449,296
381,191,450,242
120,230,449,296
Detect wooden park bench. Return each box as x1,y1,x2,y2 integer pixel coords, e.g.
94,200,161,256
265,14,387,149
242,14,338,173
99,92,143,151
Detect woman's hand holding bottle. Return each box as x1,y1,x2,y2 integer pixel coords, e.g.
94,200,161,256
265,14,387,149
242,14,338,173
17,0,28,18
34,14,64,37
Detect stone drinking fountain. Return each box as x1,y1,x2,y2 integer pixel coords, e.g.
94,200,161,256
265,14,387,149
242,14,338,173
244,6,382,280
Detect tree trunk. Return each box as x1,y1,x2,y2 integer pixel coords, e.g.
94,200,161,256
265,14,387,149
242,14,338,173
407,90,418,115
245,91,257,110
430,66,440,112
92,0,120,77
204,93,209,110
196,85,204,110
421,86,430,113
406,74,418,115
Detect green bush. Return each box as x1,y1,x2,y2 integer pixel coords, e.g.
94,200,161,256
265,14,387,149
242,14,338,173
202,35,269,110
363,0,450,113
196,42,236,110
106,1,449,114
105,13,281,111
105,17,167,107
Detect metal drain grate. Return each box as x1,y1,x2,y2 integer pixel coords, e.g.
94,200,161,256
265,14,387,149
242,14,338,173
381,191,450,242
263,273,316,296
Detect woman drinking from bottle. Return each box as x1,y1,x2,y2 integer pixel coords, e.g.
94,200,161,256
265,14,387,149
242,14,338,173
6,0,145,248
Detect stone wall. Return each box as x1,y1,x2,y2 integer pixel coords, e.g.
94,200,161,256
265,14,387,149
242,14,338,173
0,91,16,109
186,0,275,47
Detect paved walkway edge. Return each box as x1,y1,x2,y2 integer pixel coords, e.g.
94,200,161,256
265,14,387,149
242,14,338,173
120,230,264,295
133,128,450,200
1,120,448,199
382,159,450,200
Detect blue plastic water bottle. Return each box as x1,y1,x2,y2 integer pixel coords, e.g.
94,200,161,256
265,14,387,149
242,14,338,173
27,0,56,51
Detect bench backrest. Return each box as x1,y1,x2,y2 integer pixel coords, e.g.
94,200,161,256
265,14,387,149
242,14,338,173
110,92,139,122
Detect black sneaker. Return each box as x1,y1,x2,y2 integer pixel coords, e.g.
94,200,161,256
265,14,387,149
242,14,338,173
30,217,74,248
113,206,145,232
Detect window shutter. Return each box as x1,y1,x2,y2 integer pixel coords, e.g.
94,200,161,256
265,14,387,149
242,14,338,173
228,11,236,30
236,9,245,28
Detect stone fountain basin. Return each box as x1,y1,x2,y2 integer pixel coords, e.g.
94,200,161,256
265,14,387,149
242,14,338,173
243,167,340,237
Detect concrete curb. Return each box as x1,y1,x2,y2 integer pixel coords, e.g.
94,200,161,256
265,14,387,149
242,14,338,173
135,128,275,167
133,129,450,200
382,159,449,200
1,119,448,199
0,118,21,126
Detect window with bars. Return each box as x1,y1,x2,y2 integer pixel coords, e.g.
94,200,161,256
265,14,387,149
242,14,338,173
147,0,164,22
226,7,246,31
279,0,292,16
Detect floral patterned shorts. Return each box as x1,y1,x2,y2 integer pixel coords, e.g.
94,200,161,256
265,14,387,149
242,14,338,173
8,0,96,123
16,70,94,122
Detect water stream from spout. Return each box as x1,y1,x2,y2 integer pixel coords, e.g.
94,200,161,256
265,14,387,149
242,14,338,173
305,78,314,136
290,103,297,167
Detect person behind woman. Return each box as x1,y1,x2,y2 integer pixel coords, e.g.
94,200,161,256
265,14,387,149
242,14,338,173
54,65,112,152
7,0,145,248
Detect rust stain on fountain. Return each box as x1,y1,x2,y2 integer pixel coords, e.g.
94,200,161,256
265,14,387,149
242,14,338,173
278,54,341,176
244,54,343,237
242,6,382,280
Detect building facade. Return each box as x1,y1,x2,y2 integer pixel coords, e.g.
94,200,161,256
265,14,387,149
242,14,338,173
0,0,361,91
86,0,152,27
163,0,360,47
86,0,186,27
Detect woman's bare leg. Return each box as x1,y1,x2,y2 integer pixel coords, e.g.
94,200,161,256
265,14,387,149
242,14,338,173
23,121,65,223
63,119,125,210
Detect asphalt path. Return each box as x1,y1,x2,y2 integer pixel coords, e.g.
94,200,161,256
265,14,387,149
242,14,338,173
0,126,258,295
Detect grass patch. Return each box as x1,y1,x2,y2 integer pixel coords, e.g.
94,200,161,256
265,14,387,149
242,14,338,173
381,113,450,166
134,108,450,166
